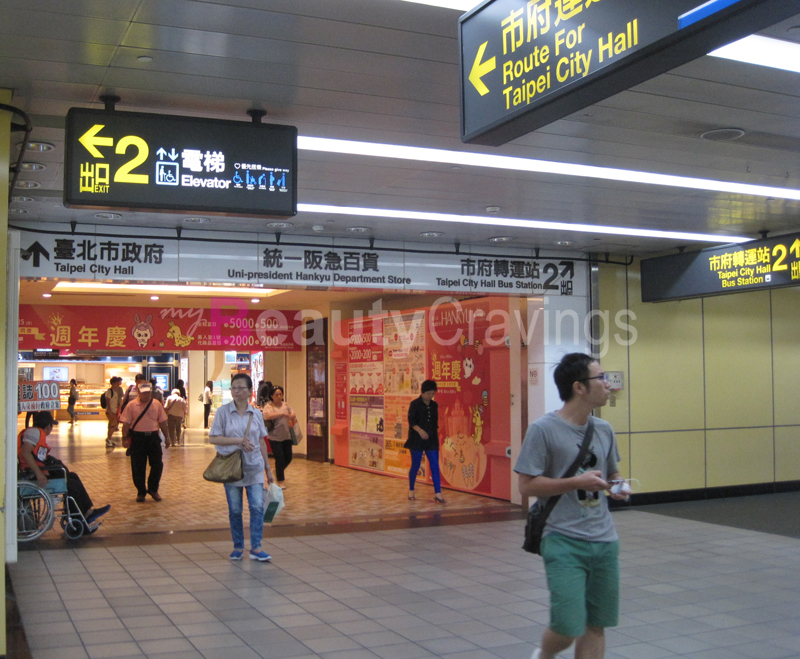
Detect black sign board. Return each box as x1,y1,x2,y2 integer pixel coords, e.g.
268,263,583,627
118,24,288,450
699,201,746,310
65,109,297,217
460,0,800,145
641,233,800,302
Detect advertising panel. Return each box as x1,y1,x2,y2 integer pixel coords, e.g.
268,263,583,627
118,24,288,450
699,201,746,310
19,304,303,352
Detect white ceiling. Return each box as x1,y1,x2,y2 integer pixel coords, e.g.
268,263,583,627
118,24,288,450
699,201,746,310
4,0,800,257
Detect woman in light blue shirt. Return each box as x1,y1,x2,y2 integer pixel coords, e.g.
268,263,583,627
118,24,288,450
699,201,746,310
209,373,274,561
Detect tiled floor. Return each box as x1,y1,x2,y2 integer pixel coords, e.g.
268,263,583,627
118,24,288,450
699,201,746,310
10,511,800,659
25,421,518,538
12,420,800,658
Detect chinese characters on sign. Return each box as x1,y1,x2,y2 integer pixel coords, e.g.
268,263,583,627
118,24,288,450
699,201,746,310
641,233,800,302
19,229,585,295
19,305,304,352
65,108,297,216
18,380,61,412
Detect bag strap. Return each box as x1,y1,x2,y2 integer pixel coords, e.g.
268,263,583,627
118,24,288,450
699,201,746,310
538,417,595,521
244,412,253,440
129,398,154,432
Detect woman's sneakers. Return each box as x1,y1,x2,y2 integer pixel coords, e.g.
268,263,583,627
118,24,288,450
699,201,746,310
249,549,272,562
231,549,271,561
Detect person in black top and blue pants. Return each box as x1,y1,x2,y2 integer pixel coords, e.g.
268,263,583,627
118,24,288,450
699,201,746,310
404,380,445,503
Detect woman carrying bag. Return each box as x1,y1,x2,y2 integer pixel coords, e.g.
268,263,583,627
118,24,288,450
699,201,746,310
262,386,296,487
209,373,275,562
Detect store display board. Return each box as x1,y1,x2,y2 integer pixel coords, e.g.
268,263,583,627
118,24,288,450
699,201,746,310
641,232,800,301
460,0,797,145
18,380,61,412
336,298,512,500
20,304,303,352
64,108,297,217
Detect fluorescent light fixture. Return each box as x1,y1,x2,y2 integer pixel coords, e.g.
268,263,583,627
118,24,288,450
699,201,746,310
710,35,800,74
397,0,480,9
297,136,800,201
53,282,284,296
298,203,751,244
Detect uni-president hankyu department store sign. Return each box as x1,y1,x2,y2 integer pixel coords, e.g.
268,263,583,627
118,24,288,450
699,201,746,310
17,225,586,297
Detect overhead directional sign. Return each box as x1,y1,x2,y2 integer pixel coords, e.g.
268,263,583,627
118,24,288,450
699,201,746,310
65,108,297,217
641,232,800,302
460,0,800,145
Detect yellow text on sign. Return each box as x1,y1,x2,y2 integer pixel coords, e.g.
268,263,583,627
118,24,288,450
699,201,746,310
78,124,150,186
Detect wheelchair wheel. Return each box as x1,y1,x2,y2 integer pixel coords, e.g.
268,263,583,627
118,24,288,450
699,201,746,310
63,518,85,540
17,482,55,542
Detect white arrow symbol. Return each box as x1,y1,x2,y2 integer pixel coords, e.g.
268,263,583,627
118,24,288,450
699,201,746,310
156,148,167,160
169,148,179,160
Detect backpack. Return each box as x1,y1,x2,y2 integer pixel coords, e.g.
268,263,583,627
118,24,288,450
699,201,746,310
100,390,108,409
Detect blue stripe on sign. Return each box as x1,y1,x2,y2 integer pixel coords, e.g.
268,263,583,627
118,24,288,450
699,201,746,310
678,0,743,29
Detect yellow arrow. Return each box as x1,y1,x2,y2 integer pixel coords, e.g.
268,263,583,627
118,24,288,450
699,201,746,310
79,124,113,158
469,42,495,96
791,238,800,259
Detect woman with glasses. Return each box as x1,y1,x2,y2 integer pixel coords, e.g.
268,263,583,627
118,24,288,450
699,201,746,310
209,373,275,561
262,386,297,487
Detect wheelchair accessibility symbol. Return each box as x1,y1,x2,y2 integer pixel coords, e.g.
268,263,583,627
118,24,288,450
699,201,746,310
156,162,179,186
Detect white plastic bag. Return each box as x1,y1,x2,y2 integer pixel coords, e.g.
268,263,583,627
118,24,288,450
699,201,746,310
263,482,285,523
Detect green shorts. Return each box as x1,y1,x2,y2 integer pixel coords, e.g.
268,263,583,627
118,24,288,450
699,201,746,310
540,532,620,638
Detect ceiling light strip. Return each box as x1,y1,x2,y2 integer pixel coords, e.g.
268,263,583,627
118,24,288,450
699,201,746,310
297,136,800,201
710,35,800,74
297,203,751,243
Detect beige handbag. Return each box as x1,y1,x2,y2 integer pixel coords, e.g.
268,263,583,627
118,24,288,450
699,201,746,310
202,414,252,483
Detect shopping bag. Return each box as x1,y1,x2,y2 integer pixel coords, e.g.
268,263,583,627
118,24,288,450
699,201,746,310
263,482,285,523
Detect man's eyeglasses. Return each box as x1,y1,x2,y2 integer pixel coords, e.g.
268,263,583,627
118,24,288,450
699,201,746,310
581,374,607,383
230,386,250,392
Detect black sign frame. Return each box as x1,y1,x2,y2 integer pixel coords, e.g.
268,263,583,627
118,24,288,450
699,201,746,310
65,108,298,218
460,0,800,146
641,232,800,302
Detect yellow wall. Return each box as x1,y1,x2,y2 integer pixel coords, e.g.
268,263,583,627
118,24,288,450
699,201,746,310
1,87,13,655
599,260,800,495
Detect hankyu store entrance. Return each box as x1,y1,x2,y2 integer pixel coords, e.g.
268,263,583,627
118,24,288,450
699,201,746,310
14,225,594,537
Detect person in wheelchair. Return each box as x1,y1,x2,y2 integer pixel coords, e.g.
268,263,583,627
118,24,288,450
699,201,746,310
18,411,111,531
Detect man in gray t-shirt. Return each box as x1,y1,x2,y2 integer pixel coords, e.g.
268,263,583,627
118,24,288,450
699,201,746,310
514,353,629,659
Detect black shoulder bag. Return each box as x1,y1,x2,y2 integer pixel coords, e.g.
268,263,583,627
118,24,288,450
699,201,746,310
523,417,595,555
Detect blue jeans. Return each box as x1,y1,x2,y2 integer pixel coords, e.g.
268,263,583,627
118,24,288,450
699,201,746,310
224,483,264,550
409,450,441,493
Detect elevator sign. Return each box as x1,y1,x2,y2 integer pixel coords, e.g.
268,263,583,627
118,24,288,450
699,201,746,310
460,0,796,145
65,108,297,217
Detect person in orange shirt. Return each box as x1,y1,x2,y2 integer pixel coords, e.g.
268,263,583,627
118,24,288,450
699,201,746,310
18,411,110,531
120,382,169,503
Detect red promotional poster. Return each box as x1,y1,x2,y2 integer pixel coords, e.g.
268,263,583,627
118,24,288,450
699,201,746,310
427,297,511,497
348,317,384,395
334,362,348,421
19,303,303,352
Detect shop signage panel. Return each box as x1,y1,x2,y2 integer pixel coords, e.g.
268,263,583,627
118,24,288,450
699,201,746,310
18,380,61,412
18,227,585,296
19,304,303,352
460,0,795,145
641,232,800,302
64,108,297,217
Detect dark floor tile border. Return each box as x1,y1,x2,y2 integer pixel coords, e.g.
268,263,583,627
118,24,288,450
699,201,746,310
5,566,32,659
19,508,527,550
609,479,800,508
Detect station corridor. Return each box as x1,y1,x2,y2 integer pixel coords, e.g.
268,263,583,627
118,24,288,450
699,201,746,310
9,421,800,659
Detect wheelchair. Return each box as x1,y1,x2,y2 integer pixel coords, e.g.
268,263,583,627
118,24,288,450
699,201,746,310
17,466,99,542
